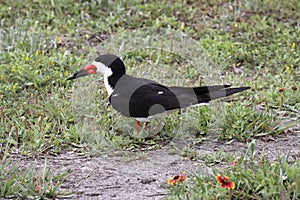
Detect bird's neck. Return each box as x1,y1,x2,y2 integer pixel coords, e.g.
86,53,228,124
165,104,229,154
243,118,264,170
104,73,124,96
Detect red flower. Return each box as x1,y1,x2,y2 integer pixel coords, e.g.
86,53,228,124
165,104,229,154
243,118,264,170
216,174,235,190
279,88,286,93
231,161,236,166
35,185,42,193
291,86,297,91
167,173,186,186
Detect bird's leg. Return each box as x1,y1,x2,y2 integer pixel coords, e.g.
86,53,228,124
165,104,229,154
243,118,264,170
136,121,141,133
144,122,150,131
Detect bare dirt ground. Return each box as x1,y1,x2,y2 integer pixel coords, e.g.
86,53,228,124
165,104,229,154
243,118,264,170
8,130,299,200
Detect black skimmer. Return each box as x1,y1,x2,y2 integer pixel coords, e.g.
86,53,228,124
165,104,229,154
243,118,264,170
67,54,250,132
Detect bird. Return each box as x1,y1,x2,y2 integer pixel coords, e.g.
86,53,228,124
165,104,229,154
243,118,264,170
67,54,250,132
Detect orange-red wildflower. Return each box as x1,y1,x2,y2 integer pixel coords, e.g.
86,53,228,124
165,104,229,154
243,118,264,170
279,88,286,93
291,85,297,91
216,174,235,190
35,185,42,193
167,173,186,186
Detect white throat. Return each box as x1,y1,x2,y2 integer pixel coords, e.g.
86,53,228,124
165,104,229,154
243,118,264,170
92,61,114,96
103,76,114,96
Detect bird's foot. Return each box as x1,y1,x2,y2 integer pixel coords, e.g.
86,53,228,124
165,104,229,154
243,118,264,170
136,121,150,133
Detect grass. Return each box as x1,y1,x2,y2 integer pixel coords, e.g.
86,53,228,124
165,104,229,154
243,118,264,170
0,158,72,199
0,0,299,198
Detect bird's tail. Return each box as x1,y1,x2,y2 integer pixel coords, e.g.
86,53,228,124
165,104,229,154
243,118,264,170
193,85,250,103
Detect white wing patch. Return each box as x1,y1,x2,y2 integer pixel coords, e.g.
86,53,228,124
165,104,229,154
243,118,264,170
158,91,164,94
112,93,120,97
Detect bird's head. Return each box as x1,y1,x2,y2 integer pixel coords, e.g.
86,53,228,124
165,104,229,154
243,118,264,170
67,54,126,80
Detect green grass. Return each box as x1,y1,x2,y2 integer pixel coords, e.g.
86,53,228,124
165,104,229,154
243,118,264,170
0,158,72,199
0,0,299,198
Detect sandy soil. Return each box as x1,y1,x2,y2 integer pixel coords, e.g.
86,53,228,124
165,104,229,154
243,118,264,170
7,131,299,200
